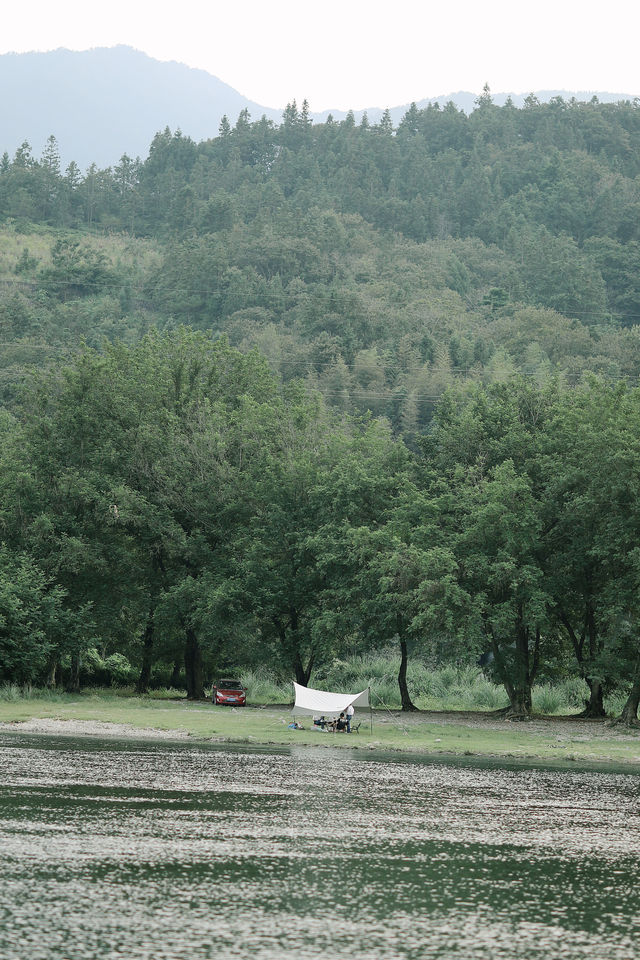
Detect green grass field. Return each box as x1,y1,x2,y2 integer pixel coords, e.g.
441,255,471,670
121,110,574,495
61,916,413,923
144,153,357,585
1,693,639,768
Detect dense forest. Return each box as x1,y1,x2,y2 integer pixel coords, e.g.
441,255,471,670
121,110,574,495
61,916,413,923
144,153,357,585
2,91,640,720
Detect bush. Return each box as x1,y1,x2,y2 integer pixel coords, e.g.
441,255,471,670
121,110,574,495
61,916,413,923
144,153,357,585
79,648,137,687
103,654,135,686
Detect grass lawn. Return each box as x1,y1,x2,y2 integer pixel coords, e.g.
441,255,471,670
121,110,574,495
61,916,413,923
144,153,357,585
1,695,640,768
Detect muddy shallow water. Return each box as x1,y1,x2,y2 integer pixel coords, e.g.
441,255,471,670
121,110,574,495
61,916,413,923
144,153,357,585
0,733,638,960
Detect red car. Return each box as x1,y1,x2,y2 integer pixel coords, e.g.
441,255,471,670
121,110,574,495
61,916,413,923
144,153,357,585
212,679,246,706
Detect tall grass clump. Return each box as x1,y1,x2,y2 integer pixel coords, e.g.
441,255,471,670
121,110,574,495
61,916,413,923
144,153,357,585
240,671,291,705
317,652,395,690
313,656,510,712
314,652,404,708
144,687,187,701
413,666,508,711
0,683,186,704
533,678,627,717
460,677,509,711
605,691,626,717
532,684,564,715
0,684,77,703
556,676,590,711
79,686,186,702
371,677,402,709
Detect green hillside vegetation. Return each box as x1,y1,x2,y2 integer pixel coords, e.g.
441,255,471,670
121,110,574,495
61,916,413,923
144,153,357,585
2,93,640,725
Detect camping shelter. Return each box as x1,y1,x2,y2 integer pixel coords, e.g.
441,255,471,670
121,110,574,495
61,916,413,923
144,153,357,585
292,682,372,730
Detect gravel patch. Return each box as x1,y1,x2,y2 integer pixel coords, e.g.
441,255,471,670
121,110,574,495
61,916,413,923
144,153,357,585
0,718,190,740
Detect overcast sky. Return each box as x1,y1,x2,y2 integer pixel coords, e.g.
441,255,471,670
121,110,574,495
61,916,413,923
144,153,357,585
3,0,639,111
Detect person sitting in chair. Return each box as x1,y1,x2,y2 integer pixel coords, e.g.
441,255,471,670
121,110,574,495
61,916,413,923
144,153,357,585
336,712,348,732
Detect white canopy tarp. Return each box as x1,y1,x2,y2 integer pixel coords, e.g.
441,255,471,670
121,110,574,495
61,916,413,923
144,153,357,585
292,682,369,718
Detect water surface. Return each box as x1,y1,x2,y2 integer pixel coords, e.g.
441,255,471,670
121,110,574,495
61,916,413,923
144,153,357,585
0,733,638,959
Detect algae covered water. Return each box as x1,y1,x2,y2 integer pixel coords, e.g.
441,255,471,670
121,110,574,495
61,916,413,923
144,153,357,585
0,733,639,960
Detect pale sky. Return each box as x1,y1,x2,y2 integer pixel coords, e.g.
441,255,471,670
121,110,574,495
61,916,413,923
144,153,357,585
3,0,639,111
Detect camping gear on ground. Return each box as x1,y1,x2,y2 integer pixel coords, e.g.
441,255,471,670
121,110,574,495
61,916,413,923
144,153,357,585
292,682,372,732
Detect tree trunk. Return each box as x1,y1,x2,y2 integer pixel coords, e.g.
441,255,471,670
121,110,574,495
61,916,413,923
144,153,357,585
509,608,533,717
184,627,204,700
615,655,640,726
67,651,81,692
581,677,606,718
136,612,154,694
398,636,417,711
293,648,314,686
489,611,533,719
557,601,607,719
169,657,182,689
579,601,606,718
507,687,533,716
278,612,314,687
45,653,58,688
617,682,640,725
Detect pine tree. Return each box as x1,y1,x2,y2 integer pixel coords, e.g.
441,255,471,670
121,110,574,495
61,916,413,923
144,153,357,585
379,108,393,135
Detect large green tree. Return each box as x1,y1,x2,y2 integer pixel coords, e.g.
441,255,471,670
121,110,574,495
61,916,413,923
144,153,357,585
540,381,640,719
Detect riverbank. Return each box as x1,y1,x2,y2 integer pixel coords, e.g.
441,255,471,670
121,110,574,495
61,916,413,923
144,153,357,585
1,696,640,767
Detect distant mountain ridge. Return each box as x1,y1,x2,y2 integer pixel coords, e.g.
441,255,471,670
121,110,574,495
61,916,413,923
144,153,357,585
0,46,282,170
0,45,636,170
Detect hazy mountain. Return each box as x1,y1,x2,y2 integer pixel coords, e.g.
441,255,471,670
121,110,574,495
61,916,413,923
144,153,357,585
0,45,636,170
0,46,281,170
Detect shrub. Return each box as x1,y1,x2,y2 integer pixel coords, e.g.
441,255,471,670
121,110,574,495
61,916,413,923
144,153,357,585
79,648,136,687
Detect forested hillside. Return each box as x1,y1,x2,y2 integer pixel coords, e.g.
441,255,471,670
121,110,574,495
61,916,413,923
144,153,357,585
3,93,640,424
2,94,640,721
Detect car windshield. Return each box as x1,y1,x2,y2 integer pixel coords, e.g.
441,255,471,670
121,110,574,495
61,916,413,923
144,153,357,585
218,680,242,689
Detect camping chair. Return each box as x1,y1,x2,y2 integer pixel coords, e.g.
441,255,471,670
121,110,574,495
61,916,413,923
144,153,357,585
350,721,362,734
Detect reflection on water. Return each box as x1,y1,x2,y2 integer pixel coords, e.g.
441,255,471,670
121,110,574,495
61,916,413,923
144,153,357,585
0,734,639,960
